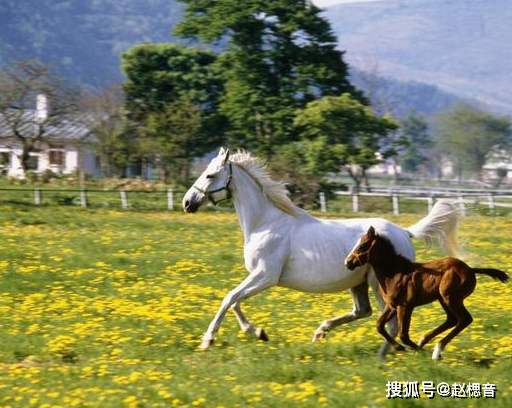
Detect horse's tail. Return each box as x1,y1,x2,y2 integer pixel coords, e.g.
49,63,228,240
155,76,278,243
473,268,509,283
406,199,459,255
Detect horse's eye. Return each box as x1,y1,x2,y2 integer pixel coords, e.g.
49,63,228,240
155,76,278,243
206,174,215,179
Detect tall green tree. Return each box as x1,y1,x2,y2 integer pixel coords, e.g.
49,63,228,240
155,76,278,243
82,85,137,178
121,43,225,154
293,93,399,189
399,113,432,174
174,0,361,157
435,103,512,179
143,97,203,185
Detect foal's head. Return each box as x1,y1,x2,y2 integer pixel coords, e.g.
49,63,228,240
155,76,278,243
345,226,380,270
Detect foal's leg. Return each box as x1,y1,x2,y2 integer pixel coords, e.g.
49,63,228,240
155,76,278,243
397,306,419,349
200,270,276,349
312,280,372,342
369,274,398,358
377,305,405,352
231,301,269,341
432,300,473,360
418,301,457,348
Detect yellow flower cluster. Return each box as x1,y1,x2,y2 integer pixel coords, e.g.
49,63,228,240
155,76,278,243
0,207,511,407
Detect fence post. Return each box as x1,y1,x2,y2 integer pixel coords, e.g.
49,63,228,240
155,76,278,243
458,196,467,216
167,188,174,211
319,192,327,213
350,187,359,213
80,188,87,208
120,189,129,209
34,188,42,205
487,194,495,212
427,196,435,213
392,193,399,215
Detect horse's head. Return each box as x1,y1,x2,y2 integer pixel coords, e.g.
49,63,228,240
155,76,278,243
182,147,232,213
345,226,378,270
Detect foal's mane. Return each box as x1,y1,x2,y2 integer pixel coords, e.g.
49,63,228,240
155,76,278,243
376,234,415,270
229,151,300,217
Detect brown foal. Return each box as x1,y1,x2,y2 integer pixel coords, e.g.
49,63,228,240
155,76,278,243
345,226,509,360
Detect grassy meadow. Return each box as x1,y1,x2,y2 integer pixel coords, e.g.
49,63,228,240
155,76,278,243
0,204,511,407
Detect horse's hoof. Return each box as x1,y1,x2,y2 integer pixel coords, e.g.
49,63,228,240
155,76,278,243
256,328,269,342
418,336,428,348
432,344,442,361
395,344,406,352
312,330,326,342
198,339,214,350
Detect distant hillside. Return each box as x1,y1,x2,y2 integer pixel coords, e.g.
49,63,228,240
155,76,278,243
326,0,512,114
0,0,184,87
349,67,459,118
0,0,466,116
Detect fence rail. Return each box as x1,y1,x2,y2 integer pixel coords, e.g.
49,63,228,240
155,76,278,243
0,185,512,215
0,187,183,210
330,185,512,215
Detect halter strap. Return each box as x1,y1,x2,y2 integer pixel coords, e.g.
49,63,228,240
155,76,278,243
351,238,377,267
192,163,233,205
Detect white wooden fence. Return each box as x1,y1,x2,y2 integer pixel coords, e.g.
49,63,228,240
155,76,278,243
318,185,512,215
1,185,512,215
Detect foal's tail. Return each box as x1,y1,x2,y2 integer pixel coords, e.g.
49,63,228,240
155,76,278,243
406,199,459,255
474,268,509,283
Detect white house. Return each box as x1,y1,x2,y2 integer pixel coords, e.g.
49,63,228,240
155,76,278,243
0,95,102,178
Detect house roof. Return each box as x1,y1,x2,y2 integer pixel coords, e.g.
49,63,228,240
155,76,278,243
0,110,95,142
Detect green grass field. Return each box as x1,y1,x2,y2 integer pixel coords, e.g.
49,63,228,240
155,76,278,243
0,204,511,407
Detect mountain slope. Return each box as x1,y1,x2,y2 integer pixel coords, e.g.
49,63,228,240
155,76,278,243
0,0,183,87
0,0,465,116
326,0,512,113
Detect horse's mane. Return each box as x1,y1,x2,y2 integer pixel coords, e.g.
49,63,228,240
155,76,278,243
229,151,300,217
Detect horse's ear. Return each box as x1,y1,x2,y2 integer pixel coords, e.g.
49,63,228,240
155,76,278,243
223,148,230,164
218,147,226,156
367,226,375,238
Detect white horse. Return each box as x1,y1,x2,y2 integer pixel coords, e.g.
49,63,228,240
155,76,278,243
182,148,458,357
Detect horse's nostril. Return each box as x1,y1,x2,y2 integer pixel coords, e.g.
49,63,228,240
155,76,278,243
184,200,190,209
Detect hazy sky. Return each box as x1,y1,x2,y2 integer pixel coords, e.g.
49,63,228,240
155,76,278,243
313,0,385,7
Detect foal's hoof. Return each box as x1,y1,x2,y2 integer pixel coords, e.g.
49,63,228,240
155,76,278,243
418,336,428,348
395,344,406,352
198,339,214,350
312,329,326,342
256,328,269,342
432,344,443,361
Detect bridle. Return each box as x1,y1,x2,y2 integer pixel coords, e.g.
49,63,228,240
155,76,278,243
192,163,233,205
350,238,377,267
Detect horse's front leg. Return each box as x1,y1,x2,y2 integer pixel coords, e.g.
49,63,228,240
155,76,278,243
369,272,399,359
312,280,372,342
200,269,277,350
231,301,269,341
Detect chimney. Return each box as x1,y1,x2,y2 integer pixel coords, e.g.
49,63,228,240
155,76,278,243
35,94,48,123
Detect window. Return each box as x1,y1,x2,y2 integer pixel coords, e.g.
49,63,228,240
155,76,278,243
26,155,39,171
0,152,10,168
49,144,65,166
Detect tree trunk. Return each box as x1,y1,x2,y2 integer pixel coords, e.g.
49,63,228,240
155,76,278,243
19,142,33,175
346,167,361,193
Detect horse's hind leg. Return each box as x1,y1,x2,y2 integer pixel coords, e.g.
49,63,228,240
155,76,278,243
231,301,269,341
396,306,420,349
432,300,473,360
312,280,372,342
418,300,457,348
